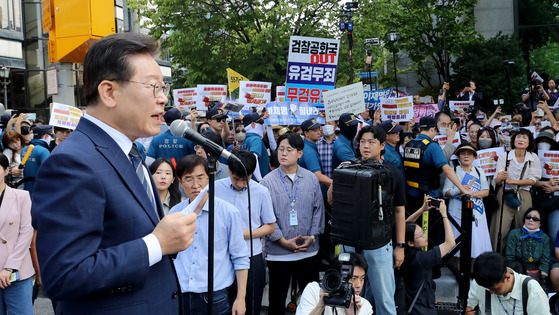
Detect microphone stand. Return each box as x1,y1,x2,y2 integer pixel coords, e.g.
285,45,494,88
207,152,218,314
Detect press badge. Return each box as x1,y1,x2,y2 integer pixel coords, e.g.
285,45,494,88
289,210,298,226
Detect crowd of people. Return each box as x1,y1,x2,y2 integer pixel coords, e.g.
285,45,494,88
0,32,557,315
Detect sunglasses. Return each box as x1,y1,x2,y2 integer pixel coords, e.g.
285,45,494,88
235,129,246,134
525,215,540,222
213,118,225,122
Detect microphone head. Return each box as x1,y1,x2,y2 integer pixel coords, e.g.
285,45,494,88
170,119,189,137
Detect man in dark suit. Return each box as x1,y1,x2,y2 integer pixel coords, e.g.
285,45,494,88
31,33,197,314
459,80,483,107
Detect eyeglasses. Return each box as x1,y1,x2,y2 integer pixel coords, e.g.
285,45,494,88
181,176,208,187
114,80,170,98
278,147,297,154
194,145,204,151
525,215,540,222
235,129,246,134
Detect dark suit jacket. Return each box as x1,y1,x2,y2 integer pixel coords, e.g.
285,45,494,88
459,91,483,107
31,118,181,314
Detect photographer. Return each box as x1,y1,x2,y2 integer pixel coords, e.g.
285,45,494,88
522,80,549,112
296,253,373,315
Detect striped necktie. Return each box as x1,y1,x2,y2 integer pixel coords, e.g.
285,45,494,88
129,143,159,219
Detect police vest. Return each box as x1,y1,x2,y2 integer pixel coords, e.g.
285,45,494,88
403,138,441,192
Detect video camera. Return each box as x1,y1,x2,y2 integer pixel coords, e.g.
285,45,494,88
322,253,355,308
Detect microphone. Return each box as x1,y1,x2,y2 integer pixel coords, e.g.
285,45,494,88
170,120,241,163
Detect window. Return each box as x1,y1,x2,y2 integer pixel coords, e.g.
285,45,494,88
0,0,22,32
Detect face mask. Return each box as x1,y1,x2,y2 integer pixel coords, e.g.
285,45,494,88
479,139,493,149
322,125,335,136
476,115,485,120
438,127,447,136
538,142,551,151
236,132,246,143
246,123,265,138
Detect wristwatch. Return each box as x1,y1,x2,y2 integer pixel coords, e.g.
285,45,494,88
395,243,405,248
311,235,316,243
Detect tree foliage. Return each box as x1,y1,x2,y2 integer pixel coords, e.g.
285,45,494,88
451,33,527,112
354,0,479,88
529,40,559,80
128,0,340,89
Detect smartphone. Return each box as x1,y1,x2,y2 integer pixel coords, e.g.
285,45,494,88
429,199,441,208
25,113,36,121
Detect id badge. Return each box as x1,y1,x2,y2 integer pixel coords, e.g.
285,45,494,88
9,271,19,282
289,210,298,226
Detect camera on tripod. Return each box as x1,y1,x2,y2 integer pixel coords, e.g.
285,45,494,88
321,253,355,308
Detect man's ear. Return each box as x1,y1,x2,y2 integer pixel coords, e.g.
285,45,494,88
97,80,118,109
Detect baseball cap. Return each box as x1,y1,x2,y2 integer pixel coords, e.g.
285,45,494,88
207,108,227,120
339,113,359,126
33,125,53,137
379,120,403,134
301,118,321,132
163,108,184,125
419,116,437,129
242,112,264,127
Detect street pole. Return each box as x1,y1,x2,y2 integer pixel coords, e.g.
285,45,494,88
393,50,398,96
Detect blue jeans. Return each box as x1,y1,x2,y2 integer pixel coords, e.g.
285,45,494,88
341,243,397,315
0,276,33,315
182,288,230,315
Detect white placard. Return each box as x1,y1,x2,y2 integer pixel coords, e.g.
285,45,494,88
379,96,414,122
323,83,365,122
433,132,460,149
276,86,286,102
538,150,559,179
173,88,197,112
196,85,227,110
472,147,505,177
239,81,272,106
449,100,474,119
49,102,82,130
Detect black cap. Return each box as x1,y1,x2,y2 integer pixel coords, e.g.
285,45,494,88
419,116,437,129
163,108,184,125
301,118,321,132
379,120,403,134
33,125,53,137
339,113,359,126
242,112,264,127
207,108,227,120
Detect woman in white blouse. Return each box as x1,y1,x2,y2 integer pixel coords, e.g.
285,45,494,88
490,128,542,253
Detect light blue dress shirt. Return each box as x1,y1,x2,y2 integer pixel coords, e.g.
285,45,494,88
170,197,249,293
214,177,276,256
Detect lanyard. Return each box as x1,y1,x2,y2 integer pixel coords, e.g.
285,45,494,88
497,297,516,315
279,170,299,210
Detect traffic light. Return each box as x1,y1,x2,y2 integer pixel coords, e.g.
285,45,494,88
47,0,116,63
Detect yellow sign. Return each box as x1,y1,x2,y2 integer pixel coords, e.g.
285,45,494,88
42,0,52,33
226,68,249,94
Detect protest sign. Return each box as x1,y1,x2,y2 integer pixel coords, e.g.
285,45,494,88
380,96,414,122
239,81,272,107
414,104,438,121
538,150,559,179
196,85,227,110
285,36,340,105
226,68,249,94
522,126,536,138
449,101,474,118
323,83,365,122
456,173,484,214
49,102,82,130
265,102,320,125
433,132,460,149
364,88,393,110
173,88,197,112
473,147,505,177
276,86,286,102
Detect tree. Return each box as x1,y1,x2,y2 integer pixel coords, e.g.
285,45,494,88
451,33,527,113
128,0,340,89
354,0,479,89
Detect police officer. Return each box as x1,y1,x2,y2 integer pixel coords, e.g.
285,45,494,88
403,116,472,243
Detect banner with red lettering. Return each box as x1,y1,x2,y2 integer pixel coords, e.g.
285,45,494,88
173,88,197,112
196,85,227,110
285,36,340,106
449,100,474,119
472,147,505,177
380,96,414,122
538,150,559,179
433,132,460,149
239,81,272,108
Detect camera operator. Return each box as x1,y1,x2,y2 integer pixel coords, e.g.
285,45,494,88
522,80,549,112
296,253,373,315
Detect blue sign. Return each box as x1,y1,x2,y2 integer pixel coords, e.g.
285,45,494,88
265,102,321,125
364,88,393,110
358,71,377,79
